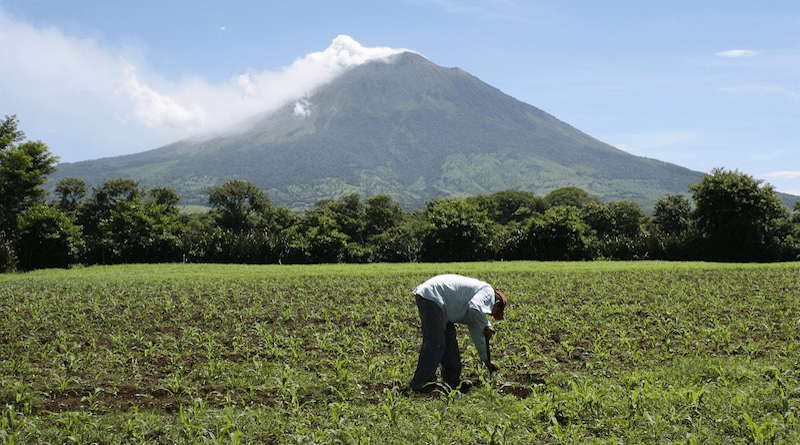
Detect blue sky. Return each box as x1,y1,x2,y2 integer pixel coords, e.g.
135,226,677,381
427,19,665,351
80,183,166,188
1,0,798,196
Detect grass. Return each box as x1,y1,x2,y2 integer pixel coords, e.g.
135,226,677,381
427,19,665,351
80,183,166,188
1,261,799,444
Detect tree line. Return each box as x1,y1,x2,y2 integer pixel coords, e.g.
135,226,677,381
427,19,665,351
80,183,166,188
2,114,799,271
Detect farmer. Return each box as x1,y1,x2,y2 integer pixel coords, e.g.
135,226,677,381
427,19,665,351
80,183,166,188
408,274,507,394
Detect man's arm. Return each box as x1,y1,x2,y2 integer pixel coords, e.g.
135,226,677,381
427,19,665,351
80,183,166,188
466,309,490,362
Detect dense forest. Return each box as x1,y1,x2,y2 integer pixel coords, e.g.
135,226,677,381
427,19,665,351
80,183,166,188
3,114,799,271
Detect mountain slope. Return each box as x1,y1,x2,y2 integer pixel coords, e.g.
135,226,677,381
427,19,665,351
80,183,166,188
49,52,705,211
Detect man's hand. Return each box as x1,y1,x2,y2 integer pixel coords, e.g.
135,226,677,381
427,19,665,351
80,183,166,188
483,325,495,339
485,361,499,372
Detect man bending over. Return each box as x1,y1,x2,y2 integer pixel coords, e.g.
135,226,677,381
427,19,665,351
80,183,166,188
409,274,507,394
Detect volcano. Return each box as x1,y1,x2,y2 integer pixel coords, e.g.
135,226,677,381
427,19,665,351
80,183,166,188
49,52,703,211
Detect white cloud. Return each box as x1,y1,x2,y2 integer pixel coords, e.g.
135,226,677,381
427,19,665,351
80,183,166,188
716,49,757,58
0,15,122,104
131,34,408,134
764,171,800,179
122,66,205,129
0,8,409,160
293,100,312,118
174,34,411,134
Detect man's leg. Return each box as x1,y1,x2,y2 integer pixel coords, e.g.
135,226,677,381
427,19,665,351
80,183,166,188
441,321,463,388
409,296,446,392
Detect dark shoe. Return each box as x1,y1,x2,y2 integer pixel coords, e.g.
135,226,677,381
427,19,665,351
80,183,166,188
455,380,473,394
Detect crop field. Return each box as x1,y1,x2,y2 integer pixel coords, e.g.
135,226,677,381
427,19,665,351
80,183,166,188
1,261,799,444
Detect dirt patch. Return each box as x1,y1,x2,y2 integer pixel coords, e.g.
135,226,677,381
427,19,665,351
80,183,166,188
500,385,532,398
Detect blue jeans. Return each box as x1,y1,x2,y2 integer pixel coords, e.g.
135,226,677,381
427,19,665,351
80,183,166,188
409,295,462,391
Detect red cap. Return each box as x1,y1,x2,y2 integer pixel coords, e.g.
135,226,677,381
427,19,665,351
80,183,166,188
494,290,507,320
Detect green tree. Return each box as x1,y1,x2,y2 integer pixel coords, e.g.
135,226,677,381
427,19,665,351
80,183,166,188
292,195,367,263
0,115,26,149
267,207,303,263
368,225,422,263
607,200,650,259
0,115,60,234
15,204,84,270
420,198,492,262
608,200,646,238
147,186,181,213
309,194,366,244
207,180,272,232
787,201,800,259
580,201,614,236
484,190,545,224
521,205,591,260
362,195,415,262
54,177,87,212
544,186,600,209
91,178,141,207
99,197,185,263
79,178,143,264
579,201,652,260
652,194,692,236
187,186,298,264
364,194,403,238
688,168,788,261
303,214,349,263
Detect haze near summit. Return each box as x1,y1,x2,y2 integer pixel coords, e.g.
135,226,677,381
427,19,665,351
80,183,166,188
0,7,407,158
122,35,410,135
